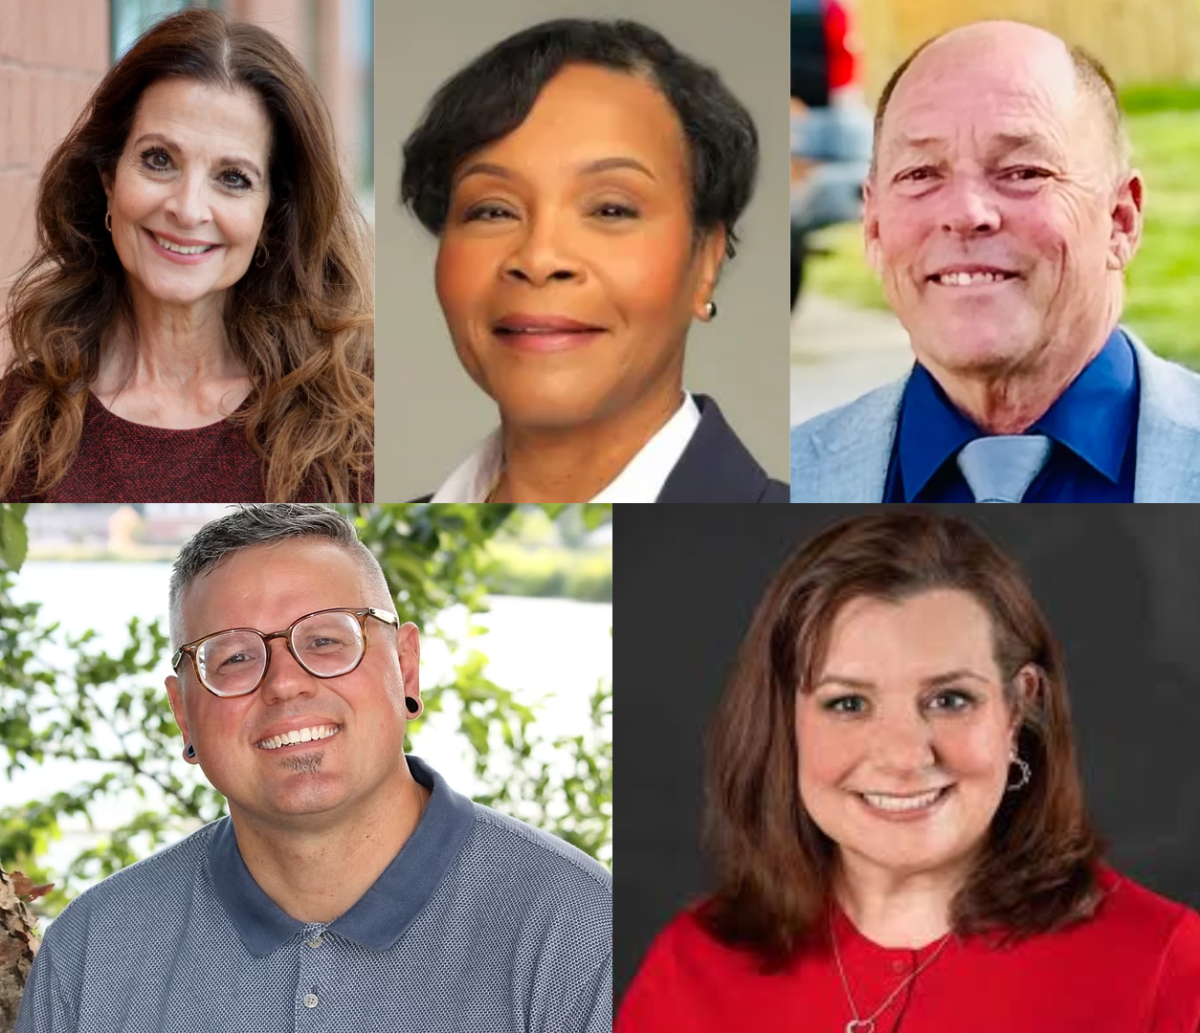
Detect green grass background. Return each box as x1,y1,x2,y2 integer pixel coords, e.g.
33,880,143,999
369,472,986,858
805,83,1200,367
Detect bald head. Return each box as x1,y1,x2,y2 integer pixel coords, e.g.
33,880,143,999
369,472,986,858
872,21,1128,181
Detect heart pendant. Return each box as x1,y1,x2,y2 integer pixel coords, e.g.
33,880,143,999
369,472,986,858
845,1022,875,1033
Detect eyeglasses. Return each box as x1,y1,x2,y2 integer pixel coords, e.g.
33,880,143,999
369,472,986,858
171,607,400,698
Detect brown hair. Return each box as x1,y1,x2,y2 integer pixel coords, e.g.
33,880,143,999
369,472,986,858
870,28,1129,180
0,8,372,501
701,511,1103,967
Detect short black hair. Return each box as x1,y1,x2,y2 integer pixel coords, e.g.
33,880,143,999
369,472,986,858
400,18,758,259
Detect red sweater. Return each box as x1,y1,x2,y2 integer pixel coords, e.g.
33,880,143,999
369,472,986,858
2,388,370,502
617,869,1200,1033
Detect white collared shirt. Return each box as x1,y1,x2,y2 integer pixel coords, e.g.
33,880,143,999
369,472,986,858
430,393,702,502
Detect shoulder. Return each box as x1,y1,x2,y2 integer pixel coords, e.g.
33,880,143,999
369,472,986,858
466,802,612,901
1130,330,1200,416
790,378,906,458
1094,868,1200,952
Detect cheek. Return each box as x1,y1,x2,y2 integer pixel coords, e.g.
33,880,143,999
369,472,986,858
434,240,493,330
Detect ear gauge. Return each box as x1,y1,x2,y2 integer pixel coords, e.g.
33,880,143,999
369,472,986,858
405,696,423,718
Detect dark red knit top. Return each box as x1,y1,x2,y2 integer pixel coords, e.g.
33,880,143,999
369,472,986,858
2,387,371,503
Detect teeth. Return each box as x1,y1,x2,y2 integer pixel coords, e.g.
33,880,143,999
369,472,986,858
861,788,945,812
256,724,340,750
154,234,214,255
936,271,1009,286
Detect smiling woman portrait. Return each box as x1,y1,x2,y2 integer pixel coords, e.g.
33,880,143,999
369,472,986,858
0,8,373,502
617,511,1200,1032
398,18,787,503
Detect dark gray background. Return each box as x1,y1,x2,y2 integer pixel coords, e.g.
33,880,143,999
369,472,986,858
616,504,1200,1003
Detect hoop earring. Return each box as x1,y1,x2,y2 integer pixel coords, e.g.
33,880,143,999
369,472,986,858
404,696,422,718
1006,750,1031,792
105,211,112,233
255,243,269,268
703,300,717,320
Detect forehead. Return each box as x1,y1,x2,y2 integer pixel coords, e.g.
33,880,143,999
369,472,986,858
180,539,369,636
458,63,688,182
878,38,1084,162
128,77,272,160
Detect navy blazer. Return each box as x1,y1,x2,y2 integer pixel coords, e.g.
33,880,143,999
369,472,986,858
410,394,787,503
657,395,788,503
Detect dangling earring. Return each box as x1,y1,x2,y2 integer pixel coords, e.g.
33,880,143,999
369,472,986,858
404,696,423,719
1006,748,1031,792
703,300,717,320
105,210,112,233
255,243,269,268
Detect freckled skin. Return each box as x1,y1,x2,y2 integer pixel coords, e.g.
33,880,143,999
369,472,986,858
864,22,1144,432
795,590,1029,888
435,64,724,438
103,79,272,319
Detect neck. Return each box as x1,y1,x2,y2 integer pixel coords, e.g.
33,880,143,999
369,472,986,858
228,760,431,923
925,302,1122,435
834,854,965,949
492,387,685,502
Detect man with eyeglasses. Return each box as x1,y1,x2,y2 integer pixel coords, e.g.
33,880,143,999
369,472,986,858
15,504,612,1033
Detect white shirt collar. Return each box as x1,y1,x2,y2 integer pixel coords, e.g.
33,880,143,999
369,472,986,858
429,392,702,503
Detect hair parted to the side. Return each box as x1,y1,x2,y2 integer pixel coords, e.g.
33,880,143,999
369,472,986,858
701,511,1103,968
400,18,758,259
168,504,391,649
0,8,373,502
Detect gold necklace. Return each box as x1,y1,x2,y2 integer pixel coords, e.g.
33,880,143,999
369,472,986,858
829,908,954,1033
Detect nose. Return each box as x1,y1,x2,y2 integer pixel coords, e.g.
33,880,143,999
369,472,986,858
940,173,1001,237
163,171,213,228
258,636,318,705
501,214,582,286
868,708,937,777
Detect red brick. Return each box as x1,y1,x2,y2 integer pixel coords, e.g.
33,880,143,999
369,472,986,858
85,0,111,75
0,1,22,63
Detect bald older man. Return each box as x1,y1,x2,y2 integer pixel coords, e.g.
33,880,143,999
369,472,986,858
790,21,1200,503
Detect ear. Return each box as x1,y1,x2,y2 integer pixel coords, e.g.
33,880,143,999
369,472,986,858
396,621,421,708
100,169,114,206
165,674,198,765
862,178,883,279
691,226,727,321
1107,169,1144,271
1008,664,1042,735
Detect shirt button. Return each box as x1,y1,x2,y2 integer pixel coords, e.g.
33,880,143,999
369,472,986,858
303,993,319,1009
307,936,323,948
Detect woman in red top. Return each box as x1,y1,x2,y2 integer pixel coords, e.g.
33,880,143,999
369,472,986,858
618,512,1200,1032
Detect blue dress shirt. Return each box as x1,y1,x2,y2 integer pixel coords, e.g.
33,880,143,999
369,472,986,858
885,329,1139,502
16,756,612,1033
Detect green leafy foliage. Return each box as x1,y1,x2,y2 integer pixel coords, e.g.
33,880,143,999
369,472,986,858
0,504,613,915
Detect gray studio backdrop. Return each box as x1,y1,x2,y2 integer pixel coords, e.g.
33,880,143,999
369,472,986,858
374,0,790,500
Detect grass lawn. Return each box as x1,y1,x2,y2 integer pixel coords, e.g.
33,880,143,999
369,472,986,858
803,83,1200,368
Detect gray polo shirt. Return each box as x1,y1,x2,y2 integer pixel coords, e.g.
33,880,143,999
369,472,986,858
15,756,612,1032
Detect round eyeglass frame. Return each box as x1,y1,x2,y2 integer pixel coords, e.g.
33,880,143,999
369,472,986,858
171,606,400,698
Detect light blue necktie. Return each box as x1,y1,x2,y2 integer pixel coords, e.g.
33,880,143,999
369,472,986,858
956,435,1053,503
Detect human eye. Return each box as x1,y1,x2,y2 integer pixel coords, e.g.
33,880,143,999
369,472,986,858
220,167,253,191
925,689,976,713
462,202,516,223
822,694,868,716
590,201,640,220
1001,167,1052,183
896,165,938,184
140,147,173,172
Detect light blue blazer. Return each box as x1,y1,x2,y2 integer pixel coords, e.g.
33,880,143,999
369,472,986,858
790,331,1200,502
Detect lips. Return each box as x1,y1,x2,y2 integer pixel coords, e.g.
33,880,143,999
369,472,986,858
254,722,342,751
857,786,954,816
143,227,221,264
492,312,606,354
927,265,1019,287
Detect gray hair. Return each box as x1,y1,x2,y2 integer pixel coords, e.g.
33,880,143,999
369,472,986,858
168,504,392,648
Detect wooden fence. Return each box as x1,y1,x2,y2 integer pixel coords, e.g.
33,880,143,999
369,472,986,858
856,0,1200,97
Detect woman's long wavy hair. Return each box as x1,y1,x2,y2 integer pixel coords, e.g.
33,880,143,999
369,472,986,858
0,8,372,501
701,512,1104,968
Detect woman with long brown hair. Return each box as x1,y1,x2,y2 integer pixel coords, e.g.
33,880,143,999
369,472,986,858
618,511,1200,1031
0,8,372,501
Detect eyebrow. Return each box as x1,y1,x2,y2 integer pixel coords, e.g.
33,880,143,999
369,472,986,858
890,131,1056,158
454,155,657,186
132,133,264,180
812,668,992,691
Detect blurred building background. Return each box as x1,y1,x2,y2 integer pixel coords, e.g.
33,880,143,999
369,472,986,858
0,0,373,318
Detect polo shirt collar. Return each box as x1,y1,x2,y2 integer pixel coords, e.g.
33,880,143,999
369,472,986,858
897,328,1135,498
208,755,476,957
